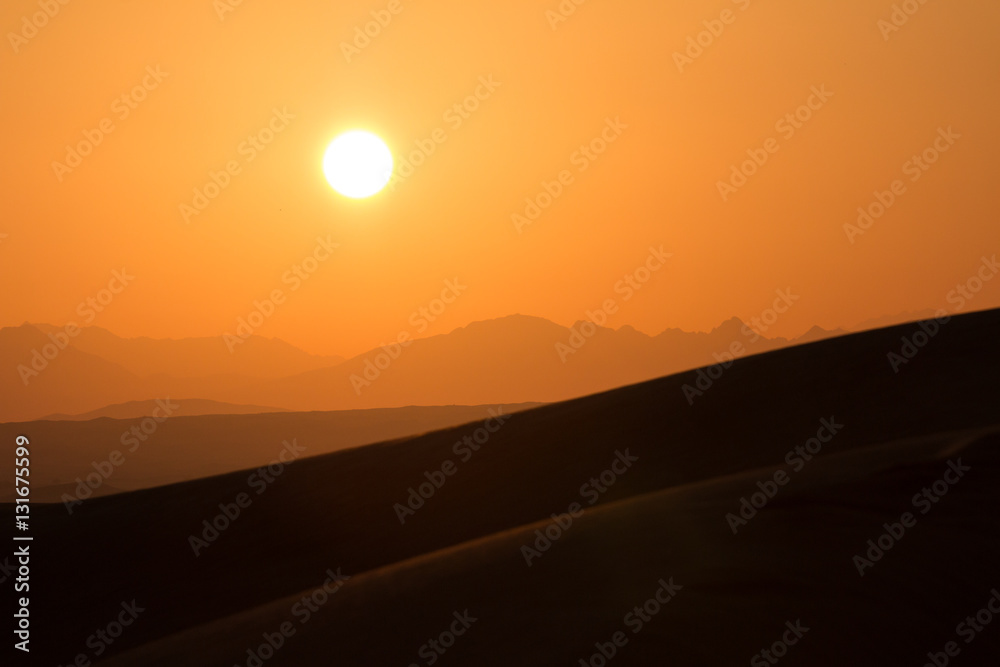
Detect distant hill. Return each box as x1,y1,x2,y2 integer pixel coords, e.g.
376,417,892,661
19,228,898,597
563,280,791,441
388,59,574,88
31,323,344,377
39,398,291,421
0,324,149,422
230,314,847,410
1,316,846,422
0,323,343,422
795,324,850,344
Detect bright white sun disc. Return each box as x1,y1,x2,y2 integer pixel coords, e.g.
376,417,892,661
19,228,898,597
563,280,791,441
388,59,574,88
323,131,393,198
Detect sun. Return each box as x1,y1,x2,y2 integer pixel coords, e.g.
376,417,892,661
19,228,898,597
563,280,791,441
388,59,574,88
322,131,393,199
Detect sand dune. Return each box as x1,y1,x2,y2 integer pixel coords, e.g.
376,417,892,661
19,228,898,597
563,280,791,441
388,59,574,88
99,428,1000,666
16,308,1000,664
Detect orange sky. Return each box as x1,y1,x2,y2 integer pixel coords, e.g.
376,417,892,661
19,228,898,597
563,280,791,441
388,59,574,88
2,0,998,357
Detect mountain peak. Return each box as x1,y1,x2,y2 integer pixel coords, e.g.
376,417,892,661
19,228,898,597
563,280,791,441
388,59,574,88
710,317,747,336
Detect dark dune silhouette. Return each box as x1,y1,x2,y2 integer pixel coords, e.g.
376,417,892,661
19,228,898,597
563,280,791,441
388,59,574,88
18,308,999,665
100,429,1000,667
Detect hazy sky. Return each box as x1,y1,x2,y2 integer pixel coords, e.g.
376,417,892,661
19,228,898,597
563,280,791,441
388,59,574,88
2,0,998,356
